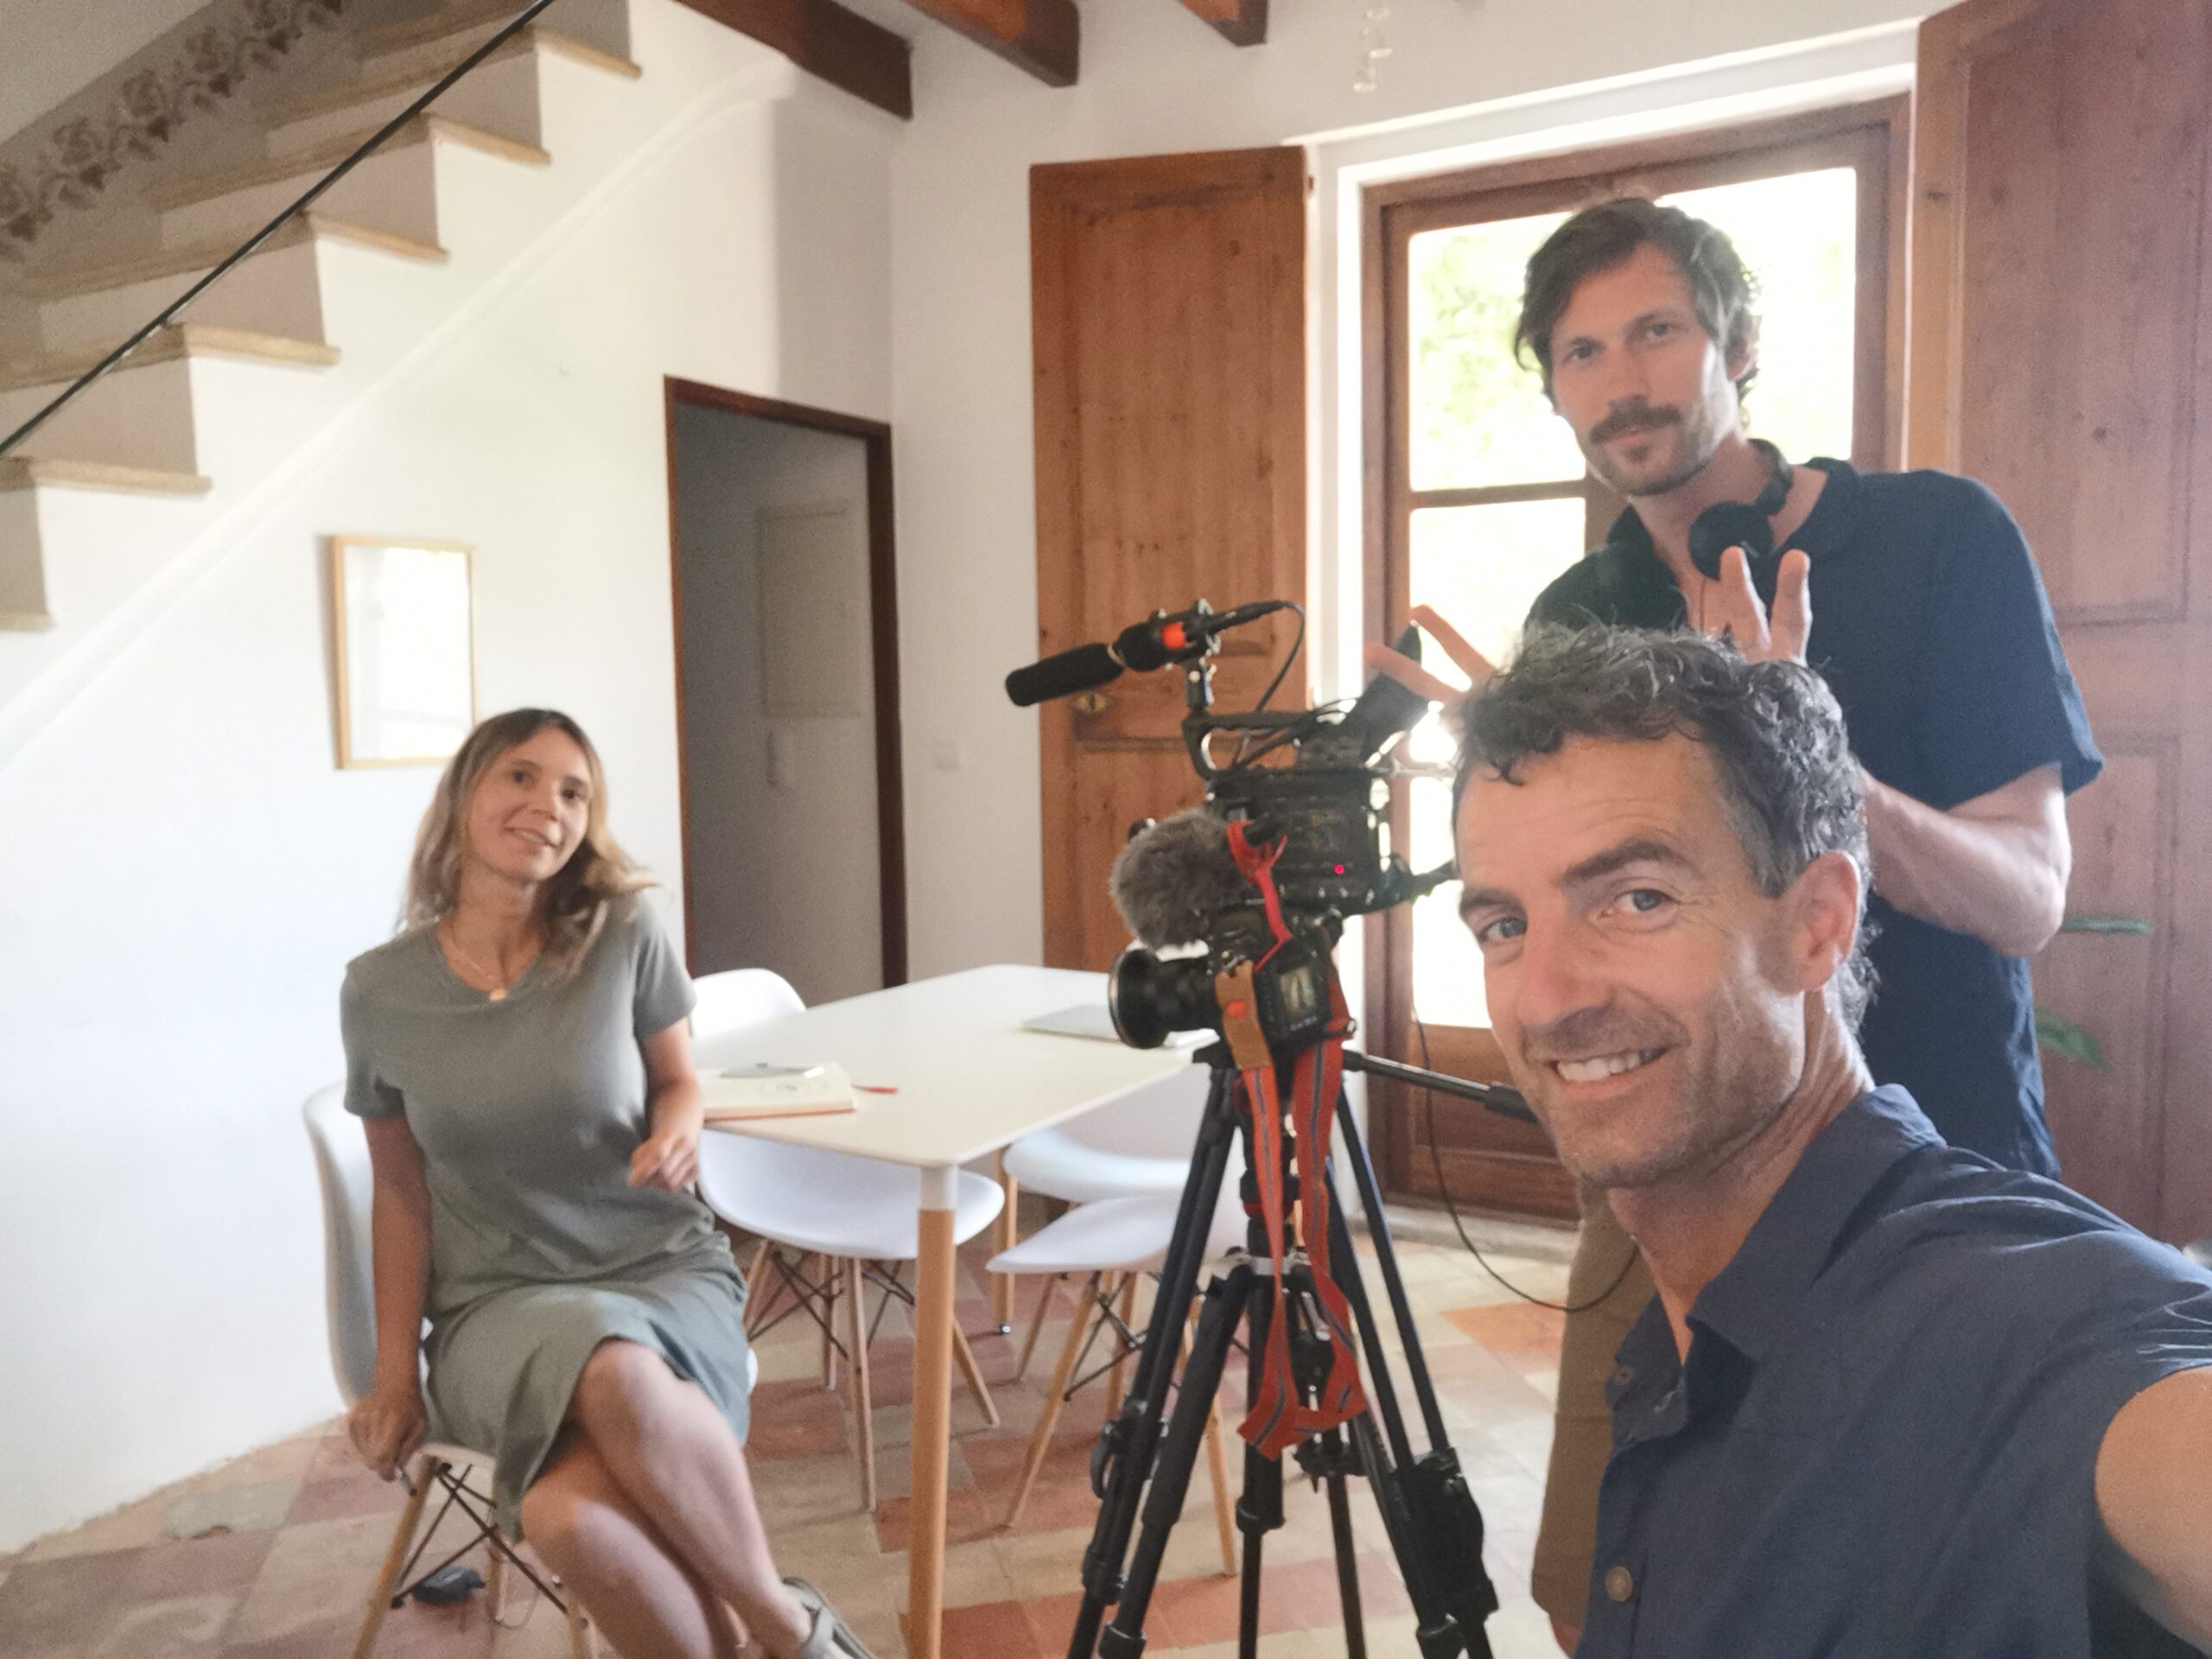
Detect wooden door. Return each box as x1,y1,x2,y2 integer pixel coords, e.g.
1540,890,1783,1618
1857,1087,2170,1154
1908,0,2212,1243
1030,148,1309,969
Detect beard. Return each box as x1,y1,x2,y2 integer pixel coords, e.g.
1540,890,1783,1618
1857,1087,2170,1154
1518,992,1802,1192
1578,395,1725,499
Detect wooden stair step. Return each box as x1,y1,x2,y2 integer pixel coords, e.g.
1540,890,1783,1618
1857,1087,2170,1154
148,113,550,213
258,25,638,130
0,325,340,395
23,215,448,303
359,0,540,59
0,457,214,498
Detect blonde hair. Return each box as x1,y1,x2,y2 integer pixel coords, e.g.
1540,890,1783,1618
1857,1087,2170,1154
402,709,652,969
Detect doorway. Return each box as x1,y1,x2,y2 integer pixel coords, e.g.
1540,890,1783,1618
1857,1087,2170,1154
664,378,906,1000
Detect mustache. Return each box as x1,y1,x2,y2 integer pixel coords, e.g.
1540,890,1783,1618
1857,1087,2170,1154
1521,1003,1686,1065
1588,400,1682,445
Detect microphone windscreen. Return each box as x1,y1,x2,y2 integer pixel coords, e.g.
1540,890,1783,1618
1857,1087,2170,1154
1111,807,1255,948
1006,642,1122,708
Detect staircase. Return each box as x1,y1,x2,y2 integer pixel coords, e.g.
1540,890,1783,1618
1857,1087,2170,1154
0,0,775,739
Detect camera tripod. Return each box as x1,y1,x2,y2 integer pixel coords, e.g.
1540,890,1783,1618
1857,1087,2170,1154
1064,1038,1524,1659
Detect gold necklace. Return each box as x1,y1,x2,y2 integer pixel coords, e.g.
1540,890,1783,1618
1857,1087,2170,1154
440,919,532,1002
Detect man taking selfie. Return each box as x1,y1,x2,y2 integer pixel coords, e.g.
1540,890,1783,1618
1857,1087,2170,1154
1452,626,2211,1656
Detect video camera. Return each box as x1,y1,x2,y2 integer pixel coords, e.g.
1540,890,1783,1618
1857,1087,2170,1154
1004,598,1454,1054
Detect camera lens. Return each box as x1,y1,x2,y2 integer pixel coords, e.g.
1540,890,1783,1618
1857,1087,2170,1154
1108,946,1218,1048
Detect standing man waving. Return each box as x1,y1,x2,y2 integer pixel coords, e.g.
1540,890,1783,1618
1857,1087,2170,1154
1376,197,2104,1646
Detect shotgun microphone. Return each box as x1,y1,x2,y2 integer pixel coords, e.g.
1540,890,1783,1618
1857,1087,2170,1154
1004,600,1289,708
1004,642,1124,708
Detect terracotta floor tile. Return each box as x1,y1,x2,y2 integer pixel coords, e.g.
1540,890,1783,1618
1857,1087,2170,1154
932,1595,1046,1659
121,1529,278,1599
1442,1303,1568,1368
92,1589,237,1659
0,1549,146,1655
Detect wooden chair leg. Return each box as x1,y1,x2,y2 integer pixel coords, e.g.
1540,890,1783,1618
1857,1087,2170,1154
353,1454,436,1659
992,1152,1019,1327
485,1544,507,1621
1014,1274,1058,1383
566,1593,596,1659
822,1255,842,1393
846,1256,877,1513
741,1240,776,1336
1104,1274,1139,1420
950,1318,1001,1428
1004,1273,1098,1529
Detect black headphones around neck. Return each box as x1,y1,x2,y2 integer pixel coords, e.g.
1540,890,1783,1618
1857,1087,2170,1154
1686,438,1794,594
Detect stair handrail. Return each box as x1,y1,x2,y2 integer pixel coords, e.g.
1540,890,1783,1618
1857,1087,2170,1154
0,0,565,462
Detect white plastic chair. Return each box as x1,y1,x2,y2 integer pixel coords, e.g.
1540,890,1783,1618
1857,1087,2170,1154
986,1189,1246,1572
303,1084,602,1658
1001,1065,1217,1205
998,1066,1244,1379
689,966,807,1045
689,969,1007,1513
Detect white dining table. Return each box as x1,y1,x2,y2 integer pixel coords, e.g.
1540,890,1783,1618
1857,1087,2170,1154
690,963,1197,1659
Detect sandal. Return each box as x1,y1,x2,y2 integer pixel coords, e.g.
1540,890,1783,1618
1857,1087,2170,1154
785,1576,878,1659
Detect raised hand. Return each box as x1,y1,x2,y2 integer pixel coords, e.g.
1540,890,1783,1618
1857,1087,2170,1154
1705,546,1812,664
1363,604,1498,702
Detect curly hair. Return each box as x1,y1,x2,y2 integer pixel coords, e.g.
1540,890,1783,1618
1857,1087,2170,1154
1514,197,1760,402
402,708,652,972
1455,626,1876,1029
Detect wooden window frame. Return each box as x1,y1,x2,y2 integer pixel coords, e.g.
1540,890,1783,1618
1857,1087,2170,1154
1359,98,1910,1213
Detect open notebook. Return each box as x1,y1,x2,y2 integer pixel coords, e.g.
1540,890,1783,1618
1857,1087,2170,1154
699,1063,857,1122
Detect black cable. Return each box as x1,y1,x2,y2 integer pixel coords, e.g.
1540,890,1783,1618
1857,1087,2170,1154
1251,601,1306,714
1412,1011,1639,1314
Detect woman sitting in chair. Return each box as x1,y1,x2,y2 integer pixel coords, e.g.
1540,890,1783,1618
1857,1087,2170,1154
341,708,873,1659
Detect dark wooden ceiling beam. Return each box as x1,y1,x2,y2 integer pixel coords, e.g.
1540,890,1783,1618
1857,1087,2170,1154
673,0,913,119
901,0,1079,86
1179,0,1267,48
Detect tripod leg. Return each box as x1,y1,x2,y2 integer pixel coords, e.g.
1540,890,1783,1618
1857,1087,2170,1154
1185,1309,1236,1577
1325,1469,1368,1659
1337,1096,1452,1447
1066,1065,1243,1659
1097,1262,1254,1659
1234,1276,1280,1659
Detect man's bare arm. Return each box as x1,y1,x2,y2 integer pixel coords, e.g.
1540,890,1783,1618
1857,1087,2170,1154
2096,1366,2212,1647
1859,764,2070,958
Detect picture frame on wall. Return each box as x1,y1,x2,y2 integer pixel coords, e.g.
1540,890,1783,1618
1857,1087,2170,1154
329,535,478,769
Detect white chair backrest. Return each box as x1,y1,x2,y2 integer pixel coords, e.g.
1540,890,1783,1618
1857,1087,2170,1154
302,1084,378,1406
1059,1065,1210,1159
689,968,804,1043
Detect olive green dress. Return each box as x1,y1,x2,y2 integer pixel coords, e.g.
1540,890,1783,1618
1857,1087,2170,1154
340,894,749,1538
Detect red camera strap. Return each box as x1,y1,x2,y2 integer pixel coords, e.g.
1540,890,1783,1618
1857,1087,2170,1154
1219,823,1368,1460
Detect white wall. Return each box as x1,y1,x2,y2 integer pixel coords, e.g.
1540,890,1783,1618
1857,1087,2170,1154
0,2,893,1550
673,408,886,1004
887,0,1924,979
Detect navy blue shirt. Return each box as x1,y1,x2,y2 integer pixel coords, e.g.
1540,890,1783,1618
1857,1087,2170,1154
1580,1087,2212,1659
1528,461,2103,1174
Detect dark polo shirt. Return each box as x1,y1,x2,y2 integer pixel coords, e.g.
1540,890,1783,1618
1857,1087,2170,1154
1580,1087,2212,1658
1527,460,2103,1175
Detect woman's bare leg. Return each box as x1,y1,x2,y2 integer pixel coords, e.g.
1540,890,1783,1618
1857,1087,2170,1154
520,1438,751,1659
569,1341,812,1656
